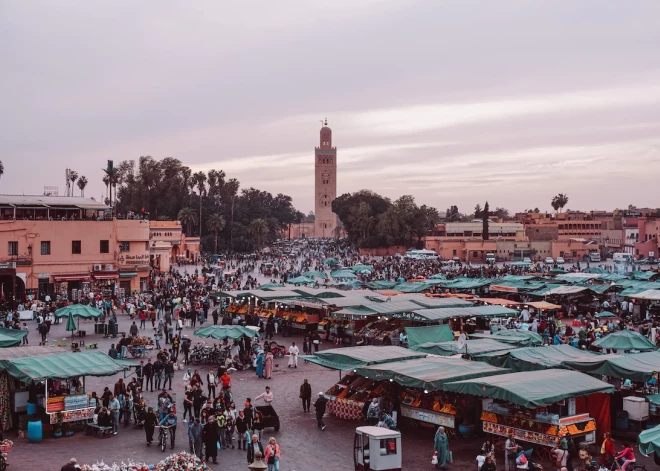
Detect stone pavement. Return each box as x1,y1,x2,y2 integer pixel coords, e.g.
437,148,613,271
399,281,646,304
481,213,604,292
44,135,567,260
10,314,657,470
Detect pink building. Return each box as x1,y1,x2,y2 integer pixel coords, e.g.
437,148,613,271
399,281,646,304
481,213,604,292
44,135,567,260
149,220,200,271
0,195,151,304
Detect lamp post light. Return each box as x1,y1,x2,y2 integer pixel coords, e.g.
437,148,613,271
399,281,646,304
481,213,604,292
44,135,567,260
248,450,267,471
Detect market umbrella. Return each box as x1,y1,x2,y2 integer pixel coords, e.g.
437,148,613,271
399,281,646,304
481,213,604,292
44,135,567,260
323,258,339,266
54,304,103,319
595,311,616,318
287,276,317,285
0,327,28,348
194,325,258,340
593,329,658,351
301,271,327,280
65,312,77,338
638,424,660,457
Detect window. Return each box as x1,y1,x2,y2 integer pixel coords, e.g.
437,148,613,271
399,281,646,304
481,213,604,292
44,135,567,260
41,241,51,255
119,241,130,252
8,241,18,256
72,240,81,254
100,240,109,254
380,438,397,455
473,251,479,258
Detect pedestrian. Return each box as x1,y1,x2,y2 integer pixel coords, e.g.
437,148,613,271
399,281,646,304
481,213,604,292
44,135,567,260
366,398,380,426
21,323,28,345
164,359,174,390
136,360,145,389
601,433,615,467
188,417,203,460
207,370,217,398
142,406,158,446
203,417,219,464
130,321,139,338
183,386,194,420
247,433,264,465
505,433,521,471
60,458,79,471
159,410,178,450
154,357,164,390
552,442,568,471
255,386,273,405
314,391,327,430
264,437,281,471
264,351,273,379
220,370,232,391
255,351,264,378
434,426,449,469
143,359,154,392
300,379,312,412
615,441,636,471
108,394,120,435
139,310,147,329
287,342,299,368
236,409,250,450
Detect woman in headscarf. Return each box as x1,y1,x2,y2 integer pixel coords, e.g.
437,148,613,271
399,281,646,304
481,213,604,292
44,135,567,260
434,426,449,469
264,351,274,380
255,350,264,378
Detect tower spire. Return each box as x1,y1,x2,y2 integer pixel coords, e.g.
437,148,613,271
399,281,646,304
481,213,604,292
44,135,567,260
324,117,327,126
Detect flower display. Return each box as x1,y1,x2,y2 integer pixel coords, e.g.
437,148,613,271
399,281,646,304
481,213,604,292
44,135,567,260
80,452,210,471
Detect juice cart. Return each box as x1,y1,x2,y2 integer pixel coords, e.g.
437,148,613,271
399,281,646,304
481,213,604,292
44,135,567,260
353,426,401,471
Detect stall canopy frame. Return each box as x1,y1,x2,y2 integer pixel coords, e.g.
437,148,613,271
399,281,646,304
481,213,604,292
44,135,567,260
405,325,454,347
443,369,615,408
356,357,510,391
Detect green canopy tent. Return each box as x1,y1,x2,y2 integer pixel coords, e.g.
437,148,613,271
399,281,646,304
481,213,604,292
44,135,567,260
405,325,454,347
408,297,473,309
194,325,258,340
592,329,658,351
470,329,542,347
259,283,285,290
301,346,426,371
638,424,660,458
54,304,103,319
412,338,515,357
563,351,660,382
443,369,615,409
331,269,358,280
287,276,317,286
365,281,399,290
323,258,340,266
351,264,374,274
355,357,509,392
429,274,447,280
65,312,77,338
301,271,328,280
476,344,600,370
0,350,134,384
595,311,616,318
0,328,28,348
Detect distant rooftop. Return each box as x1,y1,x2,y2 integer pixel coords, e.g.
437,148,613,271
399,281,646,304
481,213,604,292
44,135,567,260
0,194,109,210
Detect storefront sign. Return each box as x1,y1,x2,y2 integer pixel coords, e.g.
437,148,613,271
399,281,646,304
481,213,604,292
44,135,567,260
64,394,88,411
46,396,65,413
49,407,95,424
120,254,150,266
482,421,595,446
0,262,16,270
401,404,455,428
38,273,50,279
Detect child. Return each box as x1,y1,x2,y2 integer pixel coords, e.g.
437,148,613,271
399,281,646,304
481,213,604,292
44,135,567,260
21,323,28,345
225,414,235,449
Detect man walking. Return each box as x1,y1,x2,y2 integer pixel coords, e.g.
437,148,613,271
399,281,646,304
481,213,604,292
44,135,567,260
300,379,312,412
314,392,327,431
154,357,164,391
108,394,120,435
143,359,154,392
164,359,174,390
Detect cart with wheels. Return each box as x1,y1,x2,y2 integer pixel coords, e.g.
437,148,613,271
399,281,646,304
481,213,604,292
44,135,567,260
256,405,280,431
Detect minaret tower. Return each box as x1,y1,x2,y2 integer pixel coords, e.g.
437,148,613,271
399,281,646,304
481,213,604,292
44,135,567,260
314,118,338,238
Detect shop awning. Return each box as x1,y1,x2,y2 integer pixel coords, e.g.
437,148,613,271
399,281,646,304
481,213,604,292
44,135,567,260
442,278,493,290
301,346,426,371
544,285,589,295
592,329,658,351
443,369,615,408
119,272,137,278
0,327,28,348
409,297,473,309
564,351,660,382
54,304,103,319
638,424,660,457
405,325,454,347
475,298,521,307
470,329,543,347
630,289,660,301
93,272,119,280
477,344,600,370
412,338,515,357
0,351,135,383
194,325,258,340
407,305,519,323
51,273,90,282
356,357,509,391
525,301,561,310
528,284,563,296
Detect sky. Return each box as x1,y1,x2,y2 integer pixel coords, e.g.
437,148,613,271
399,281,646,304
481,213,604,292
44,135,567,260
2,1,659,215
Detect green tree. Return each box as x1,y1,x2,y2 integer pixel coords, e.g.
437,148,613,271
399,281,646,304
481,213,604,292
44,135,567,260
494,207,510,220
248,218,269,249
445,205,459,220
192,171,207,237
102,161,120,210
69,170,78,196
77,176,88,196
474,204,482,219
482,201,490,240
177,207,198,236
551,193,569,213
206,213,226,254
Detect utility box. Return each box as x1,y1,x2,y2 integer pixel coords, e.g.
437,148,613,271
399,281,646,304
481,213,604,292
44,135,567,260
623,396,649,421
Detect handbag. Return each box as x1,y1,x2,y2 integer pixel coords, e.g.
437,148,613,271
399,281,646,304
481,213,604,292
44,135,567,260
431,452,438,465
217,440,221,450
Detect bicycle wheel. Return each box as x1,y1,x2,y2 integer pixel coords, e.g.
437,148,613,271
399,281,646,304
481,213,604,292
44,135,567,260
0,455,6,471
160,433,167,452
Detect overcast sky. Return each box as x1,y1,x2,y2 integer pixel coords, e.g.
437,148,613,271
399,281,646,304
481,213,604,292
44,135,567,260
2,1,659,214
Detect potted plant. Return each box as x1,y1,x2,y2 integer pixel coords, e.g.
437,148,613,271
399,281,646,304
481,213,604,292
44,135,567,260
52,412,64,438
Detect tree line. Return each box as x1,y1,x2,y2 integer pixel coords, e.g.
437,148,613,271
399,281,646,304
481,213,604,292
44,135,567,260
108,157,303,252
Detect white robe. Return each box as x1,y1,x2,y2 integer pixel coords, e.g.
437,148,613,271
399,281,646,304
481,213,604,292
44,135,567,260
288,345,299,367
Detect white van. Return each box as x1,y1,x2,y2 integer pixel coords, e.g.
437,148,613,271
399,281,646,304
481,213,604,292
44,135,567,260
613,253,634,264
404,249,439,260
485,253,496,263
589,252,601,262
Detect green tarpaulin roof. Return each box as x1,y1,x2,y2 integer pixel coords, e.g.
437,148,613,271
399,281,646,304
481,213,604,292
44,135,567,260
489,281,547,292
409,297,473,309
575,283,612,294
477,344,599,370
365,281,399,290
633,271,657,281
412,338,515,357
443,369,614,408
259,283,286,290
593,329,658,351
442,278,493,290
331,269,358,279
528,284,563,296
638,424,660,457
351,264,374,273
646,394,660,406
500,275,538,282
54,304,103,319
0,327,28,348
391,282,434,293
356,357,509,391
564,351,660,382
194,325,258,340
470,329,543,347
405,325,454,347
301,346,426,370
0,351,134,383
301,271,327,280
408,305,518,323
287,276,317,285
429,274,447,280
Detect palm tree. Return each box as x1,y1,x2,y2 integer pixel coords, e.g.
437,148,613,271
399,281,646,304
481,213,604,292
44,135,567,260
192,171,207,237
551,193,569,213
77,176,88,196
102,162,120,209
206,213,226,254
69,171,78,196
177,207,198,236
248,218,269,249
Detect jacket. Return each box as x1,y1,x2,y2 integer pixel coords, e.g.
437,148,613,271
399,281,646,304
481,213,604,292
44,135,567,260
247,441,265,464
264,443,281,462
314,397,327,416
300,382,312,399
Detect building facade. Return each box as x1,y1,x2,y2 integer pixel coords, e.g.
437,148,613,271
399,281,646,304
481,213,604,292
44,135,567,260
314,120,338,238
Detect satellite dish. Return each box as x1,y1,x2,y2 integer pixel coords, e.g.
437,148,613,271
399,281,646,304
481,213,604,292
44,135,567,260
457,333,467,351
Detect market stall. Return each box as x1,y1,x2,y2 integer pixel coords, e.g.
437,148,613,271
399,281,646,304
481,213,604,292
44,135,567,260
592,329,658,352
0,328,28,348
476,344,600,370
193,325,258,340
412,338,515,357
355,357,509,429
469,329,543,347
405,325,454,348
444,369,614,446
